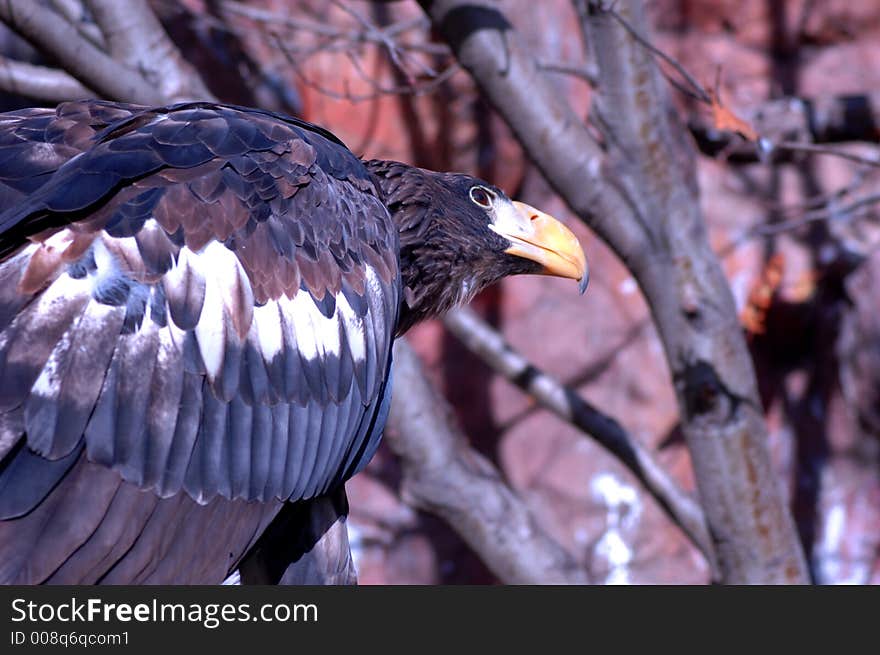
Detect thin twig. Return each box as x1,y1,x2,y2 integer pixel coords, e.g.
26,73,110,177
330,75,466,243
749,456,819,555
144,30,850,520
331,0,406,71
774,140,880,169
748,166,875,216
602,6,880,167
222,0,431,47
598,3,711,103
272,32,459,103
750,192,880,237
222,0,361,38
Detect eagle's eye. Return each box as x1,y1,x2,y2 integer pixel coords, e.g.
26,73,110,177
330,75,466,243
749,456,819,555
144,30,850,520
469,185,495,209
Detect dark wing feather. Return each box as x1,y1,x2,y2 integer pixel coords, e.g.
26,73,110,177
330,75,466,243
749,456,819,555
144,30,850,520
0,441,82,520
0,101,400,526
0,447,282,584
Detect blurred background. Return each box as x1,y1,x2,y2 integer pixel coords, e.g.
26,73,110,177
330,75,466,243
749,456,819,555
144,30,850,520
1,0,878,584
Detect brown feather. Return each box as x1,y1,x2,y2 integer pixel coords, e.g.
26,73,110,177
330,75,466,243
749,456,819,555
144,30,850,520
18,231,95,294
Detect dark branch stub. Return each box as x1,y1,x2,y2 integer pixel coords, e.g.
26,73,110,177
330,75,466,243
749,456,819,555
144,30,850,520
677,360,751,420
437,6,513,53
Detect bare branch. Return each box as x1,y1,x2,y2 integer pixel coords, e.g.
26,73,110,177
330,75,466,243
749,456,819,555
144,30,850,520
443,306,717,573
773,140,880,169
693,93,880,161
603,4,711,103
221,0,436,50
593,4,880,170
222,0,362,39
386,339,591,584
535,58,598,85
749,192,880,237
51,0,106,48
417,1,645,265
0,55,93,102
272,32,459,103
0,0,159,104
419,0,809,583
85,0,214,102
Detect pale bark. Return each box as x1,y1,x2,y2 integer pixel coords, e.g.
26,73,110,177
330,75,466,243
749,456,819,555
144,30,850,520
0,55,92,101
419,0,809,583
387,340,591,584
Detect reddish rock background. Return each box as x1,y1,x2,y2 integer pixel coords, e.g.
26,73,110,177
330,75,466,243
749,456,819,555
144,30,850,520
161,0,880,583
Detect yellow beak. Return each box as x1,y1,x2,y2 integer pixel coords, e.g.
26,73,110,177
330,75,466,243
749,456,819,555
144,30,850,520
498,201,589,294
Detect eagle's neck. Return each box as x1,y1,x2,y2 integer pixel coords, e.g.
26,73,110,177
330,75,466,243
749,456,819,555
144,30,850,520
364,159,482,335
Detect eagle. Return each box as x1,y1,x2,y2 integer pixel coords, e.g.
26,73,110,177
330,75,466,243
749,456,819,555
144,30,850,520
0,100,587,584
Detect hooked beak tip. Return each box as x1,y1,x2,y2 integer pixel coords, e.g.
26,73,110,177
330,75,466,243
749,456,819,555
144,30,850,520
578,267,590,295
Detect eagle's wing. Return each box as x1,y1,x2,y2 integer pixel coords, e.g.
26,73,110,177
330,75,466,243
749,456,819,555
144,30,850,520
0,101,399,582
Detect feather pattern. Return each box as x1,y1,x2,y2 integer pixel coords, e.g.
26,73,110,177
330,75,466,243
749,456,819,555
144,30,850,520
0,101,400,524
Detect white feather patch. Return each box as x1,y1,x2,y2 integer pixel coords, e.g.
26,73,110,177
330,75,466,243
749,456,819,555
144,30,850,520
335,290,365,363
201,241,254,338
276,287,354,368
253,301,283,362
287,290,339,360
164,242,257,381
222,569,241,585
364,265,385,328
30,298,121,400
88,238,119,291
30,327,72,400
194,265,226,380
165,246,222,380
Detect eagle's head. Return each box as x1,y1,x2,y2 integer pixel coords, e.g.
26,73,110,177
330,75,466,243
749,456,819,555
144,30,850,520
365,160,588,334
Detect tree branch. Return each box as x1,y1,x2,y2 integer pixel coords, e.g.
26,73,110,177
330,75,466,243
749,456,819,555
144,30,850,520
51,0,106,48
582,0,808,584
0,0,159,104
0,55,93,101
417,0,646,266
85,0,214,102
443,306,717,574
773,141,880,169
419,0,809,582
387,339,591,584
692,93,880,161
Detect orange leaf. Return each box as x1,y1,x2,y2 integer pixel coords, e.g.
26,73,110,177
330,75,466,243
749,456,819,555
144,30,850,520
741,253,784,335
709,90,758,142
